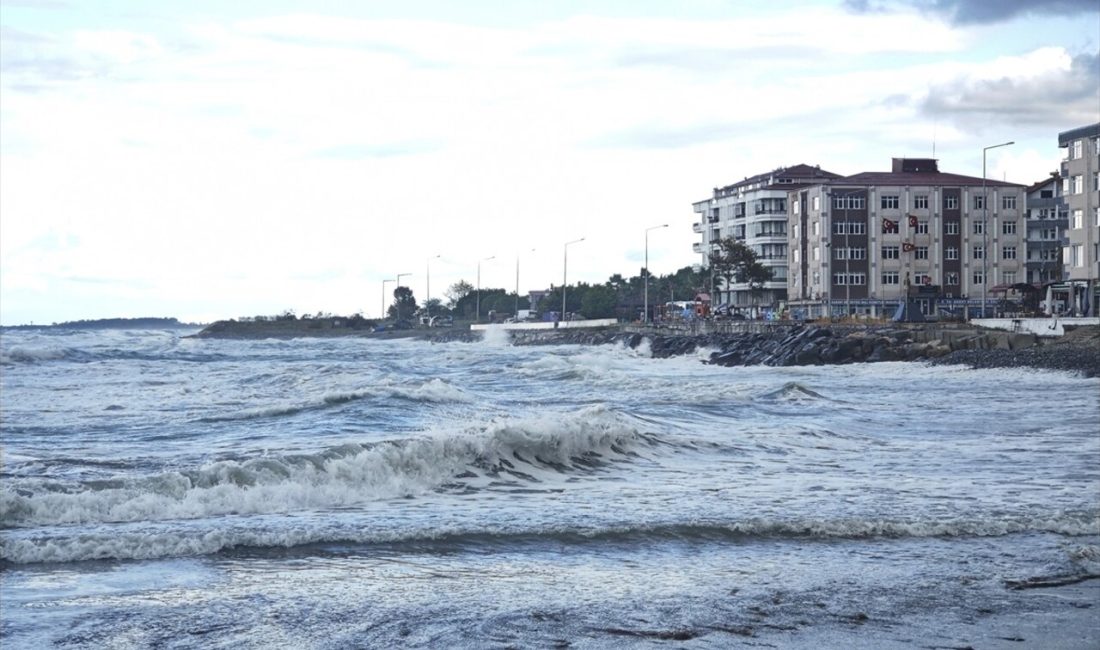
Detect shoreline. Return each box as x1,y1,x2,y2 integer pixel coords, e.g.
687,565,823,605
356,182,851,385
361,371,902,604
191,320,1100,378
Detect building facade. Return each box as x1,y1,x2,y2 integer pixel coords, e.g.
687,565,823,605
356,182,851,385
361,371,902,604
787,158,1026,319
1024,174,1065,286
1057,123,1100,315
691,164,841,315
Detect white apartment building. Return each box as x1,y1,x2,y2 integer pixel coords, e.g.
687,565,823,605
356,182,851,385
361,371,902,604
787,158,1026,319
691,164,841,315
1057,123,1100,316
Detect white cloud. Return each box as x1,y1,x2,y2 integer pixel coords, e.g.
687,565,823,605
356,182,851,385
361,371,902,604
0,3,1087,323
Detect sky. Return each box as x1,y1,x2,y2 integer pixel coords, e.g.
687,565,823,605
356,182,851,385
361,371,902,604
1,0,1098,325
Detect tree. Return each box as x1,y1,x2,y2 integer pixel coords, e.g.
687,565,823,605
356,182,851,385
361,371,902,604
445,281,474,308
581,284,617,318
708,238,773,309
388,286,418,321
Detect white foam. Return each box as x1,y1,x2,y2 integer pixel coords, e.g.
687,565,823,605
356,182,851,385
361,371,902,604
0,405,643,531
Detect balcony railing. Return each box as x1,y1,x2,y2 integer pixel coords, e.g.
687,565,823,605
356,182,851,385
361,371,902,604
692,242,704,253
692,222,703,233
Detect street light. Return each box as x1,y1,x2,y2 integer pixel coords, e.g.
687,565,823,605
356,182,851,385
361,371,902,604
644,224,668,324
562,238,585,320
426,255,440,320
477,256,494,322
395,273,412,322
982,141,1014,319
515,248,535,318
381,278,395,319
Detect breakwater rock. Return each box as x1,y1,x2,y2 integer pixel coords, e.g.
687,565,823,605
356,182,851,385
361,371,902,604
506,324,1100,375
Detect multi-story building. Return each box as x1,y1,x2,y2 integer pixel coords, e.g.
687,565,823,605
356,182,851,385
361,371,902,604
787,158,1026,319
1057,123,1100,316
691,164,841,315
1024,174,1065,287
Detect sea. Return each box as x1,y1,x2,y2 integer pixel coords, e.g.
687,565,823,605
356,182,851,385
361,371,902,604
1,327,1098,649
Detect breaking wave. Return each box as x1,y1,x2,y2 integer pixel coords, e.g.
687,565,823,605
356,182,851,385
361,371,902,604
3,510,1096,565
0,405,652,533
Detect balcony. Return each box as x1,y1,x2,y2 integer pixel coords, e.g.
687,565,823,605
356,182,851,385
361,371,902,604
692,222,703,233
693,242,705,253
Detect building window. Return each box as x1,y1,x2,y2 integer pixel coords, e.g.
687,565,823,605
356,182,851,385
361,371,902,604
793,200,800,215
833,195,865,210
945,272,959,285
945,222,959,235
1002,246,1016,260
1003,271,1016,284
1073,175,1083,194
849,272,866,285
972,220,984,235
834,273,847,286
972,245,984,260
1002,195,1016,210
793,249,800,263
914,195,928,209
1073,244,1084,267
882,271,899,285
1072,209,1084,229
812,196,820,211
1002,220,1017,235
813,221,819,236
833,221,866,235
974,195,986,210
881,195,899,209
914,273,931,286
945,196,959,210
915,246,929,260
1072,139,1083,159
883,245,900,260
973,270,985,285
945,246,959,260
916,220,929,234
834,247,860,260
813,246,820,261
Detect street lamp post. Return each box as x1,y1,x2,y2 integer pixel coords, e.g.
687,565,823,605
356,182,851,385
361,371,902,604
644,224,668,323
563,238,585,320
381,278,395,319
477,256,494,322
982,141,1014,319
426,255,440,320
515,248,534,318
395,273,412,323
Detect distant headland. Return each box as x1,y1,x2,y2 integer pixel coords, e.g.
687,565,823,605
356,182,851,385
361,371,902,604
2,317,203,330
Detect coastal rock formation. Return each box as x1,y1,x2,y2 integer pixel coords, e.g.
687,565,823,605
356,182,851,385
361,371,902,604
507,324,1100,377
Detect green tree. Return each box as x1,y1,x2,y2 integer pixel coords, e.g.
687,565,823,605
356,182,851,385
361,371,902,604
445,281,474,308
709,238,772,298
387,286,418,321
581,284,617,318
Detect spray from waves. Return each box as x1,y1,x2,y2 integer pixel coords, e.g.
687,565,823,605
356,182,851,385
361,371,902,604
3,508,1097,565
198,378,474,422
479,326,513,347
0,405,654,532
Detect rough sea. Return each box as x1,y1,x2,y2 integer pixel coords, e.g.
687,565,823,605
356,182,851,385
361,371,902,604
1,327,1098,648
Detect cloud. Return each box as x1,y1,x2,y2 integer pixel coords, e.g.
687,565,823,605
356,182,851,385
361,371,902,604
921,49,1100,127
312,141,443,159
845,0,1099,25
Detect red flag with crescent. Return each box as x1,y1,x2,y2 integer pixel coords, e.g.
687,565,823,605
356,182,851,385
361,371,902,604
908,214,918,227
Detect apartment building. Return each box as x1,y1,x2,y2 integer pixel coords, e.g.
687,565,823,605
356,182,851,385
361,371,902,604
1057,123,1100,315
691,164,841,315
787,158,1026,319
1024,174,1065,286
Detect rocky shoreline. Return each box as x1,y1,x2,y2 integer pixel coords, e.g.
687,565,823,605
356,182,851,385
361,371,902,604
192,319,1100,378
502,324,1100,378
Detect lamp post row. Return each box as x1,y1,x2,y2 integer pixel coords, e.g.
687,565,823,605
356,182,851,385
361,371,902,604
381,230,676,323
